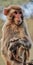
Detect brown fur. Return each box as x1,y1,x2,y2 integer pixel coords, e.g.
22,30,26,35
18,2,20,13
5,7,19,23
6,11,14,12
1,5,31,65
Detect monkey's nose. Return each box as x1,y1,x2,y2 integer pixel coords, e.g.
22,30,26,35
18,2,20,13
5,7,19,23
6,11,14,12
16,14,21,18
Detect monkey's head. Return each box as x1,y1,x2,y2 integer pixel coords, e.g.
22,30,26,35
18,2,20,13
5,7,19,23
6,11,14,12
3,5,23,26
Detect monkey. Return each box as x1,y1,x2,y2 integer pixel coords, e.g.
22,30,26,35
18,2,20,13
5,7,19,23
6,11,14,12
1,5,32,65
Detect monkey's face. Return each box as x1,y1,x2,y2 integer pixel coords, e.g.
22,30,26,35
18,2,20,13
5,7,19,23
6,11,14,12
7,10,23,26
12,10,23,25
4,6,23,25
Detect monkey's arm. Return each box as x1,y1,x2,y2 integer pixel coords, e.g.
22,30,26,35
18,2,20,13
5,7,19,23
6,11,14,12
23,21,30,36
1,22,18,57
22,21,32,48
23,21,32,39
1,23,10,58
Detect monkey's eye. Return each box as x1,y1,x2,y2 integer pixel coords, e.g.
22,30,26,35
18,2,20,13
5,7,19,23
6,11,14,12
21,16,23,18
19,11,22,14
14,11,17,14
12,16,15,19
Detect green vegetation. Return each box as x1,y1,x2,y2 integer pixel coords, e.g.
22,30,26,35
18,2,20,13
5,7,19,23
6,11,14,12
0,0,29,6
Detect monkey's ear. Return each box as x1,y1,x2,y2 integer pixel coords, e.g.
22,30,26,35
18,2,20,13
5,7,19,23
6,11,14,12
3,5,12,16
3,8,9,16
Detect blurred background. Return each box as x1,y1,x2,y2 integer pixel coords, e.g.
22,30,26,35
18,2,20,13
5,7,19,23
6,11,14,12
0,0,33,65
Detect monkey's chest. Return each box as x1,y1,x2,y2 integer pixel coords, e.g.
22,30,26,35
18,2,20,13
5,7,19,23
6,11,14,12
10,27,25,39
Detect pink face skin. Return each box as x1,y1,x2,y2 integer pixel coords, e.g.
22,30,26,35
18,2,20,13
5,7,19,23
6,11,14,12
4,7,23,26
13,11,23,25
7,10,23,25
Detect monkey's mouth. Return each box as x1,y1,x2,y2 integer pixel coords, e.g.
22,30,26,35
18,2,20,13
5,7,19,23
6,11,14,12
14,20,22,26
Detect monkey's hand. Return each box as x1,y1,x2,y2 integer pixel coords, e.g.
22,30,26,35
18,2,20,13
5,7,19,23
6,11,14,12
19,37,31,50
9,37,19,42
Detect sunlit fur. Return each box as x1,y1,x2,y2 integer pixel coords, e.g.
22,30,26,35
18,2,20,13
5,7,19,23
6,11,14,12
1,5,32,65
